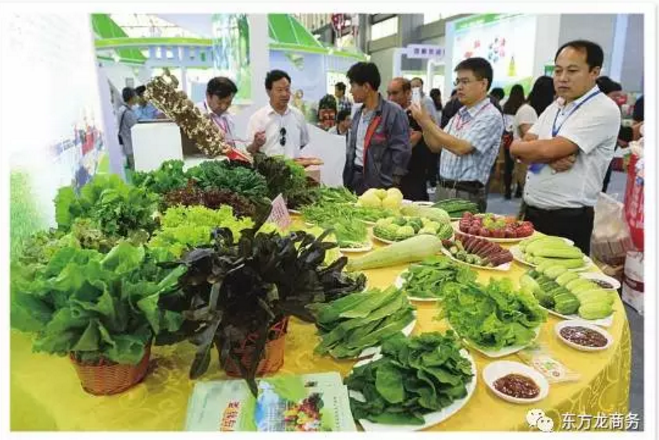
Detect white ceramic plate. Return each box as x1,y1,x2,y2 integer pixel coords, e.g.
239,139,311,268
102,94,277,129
440,248,512,272
413,201,434,207
482,361,550,404
350,349,477,431
462,326,542,358
451,221,535,243
579,272,621,291
554,320,613,352
394,271,441,302
510,246,592,272
542,306,614,328
340,242,373,253
372,235,397,245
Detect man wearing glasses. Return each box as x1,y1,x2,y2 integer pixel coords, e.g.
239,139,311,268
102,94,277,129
342,62,411,195
411,57,504,212
246,70,309,158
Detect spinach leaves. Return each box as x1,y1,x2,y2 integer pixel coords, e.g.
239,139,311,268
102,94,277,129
345,332,474,425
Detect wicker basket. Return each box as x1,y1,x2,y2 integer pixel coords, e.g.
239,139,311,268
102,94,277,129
69,343,151,396
223,317,289,377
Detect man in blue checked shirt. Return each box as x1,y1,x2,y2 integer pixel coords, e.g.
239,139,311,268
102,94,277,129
411,57,504,212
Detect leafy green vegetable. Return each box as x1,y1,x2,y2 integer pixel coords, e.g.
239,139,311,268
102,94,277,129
345,331,474,425
148,205,253,261
132,159,188,195
314,186,358,205
156,226,365,395
54,174,159,238
187,159,268,201
402,256,477,300
11,241,186,365
252,153,319,208
440,278,547,350
311,287,415,359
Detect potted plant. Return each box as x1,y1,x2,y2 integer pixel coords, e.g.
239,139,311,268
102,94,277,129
156,226,366,396
11,238,186,395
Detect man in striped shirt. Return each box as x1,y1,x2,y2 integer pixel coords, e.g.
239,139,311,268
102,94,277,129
411,57,504,211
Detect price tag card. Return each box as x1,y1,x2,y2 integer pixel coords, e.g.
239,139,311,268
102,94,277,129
265,194,291,230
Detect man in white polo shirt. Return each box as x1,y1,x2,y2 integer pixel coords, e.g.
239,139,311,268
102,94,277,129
510,40,621,254
246,70,309,158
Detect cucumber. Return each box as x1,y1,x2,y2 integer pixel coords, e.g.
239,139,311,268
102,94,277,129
545,265,568,279
347,234,443,271
530,245,584,259
556,272,579,286
533,257,585,269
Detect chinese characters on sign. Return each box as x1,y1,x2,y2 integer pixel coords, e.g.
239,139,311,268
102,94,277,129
220,401,241,431
560,412,640,431
265,194,292,230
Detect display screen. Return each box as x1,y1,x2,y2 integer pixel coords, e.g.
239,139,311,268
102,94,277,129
448,13,538,94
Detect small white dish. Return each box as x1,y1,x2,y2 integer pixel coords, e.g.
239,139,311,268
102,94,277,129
483,361,550,404
554,320,613,352
579,272,621,291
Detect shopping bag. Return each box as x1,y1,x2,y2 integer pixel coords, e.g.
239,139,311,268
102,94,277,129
623,153,644,251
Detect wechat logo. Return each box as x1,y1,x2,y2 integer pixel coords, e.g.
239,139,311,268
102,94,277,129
527,409,554,432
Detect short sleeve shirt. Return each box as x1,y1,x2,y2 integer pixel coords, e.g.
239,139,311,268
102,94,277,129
525,85,621,208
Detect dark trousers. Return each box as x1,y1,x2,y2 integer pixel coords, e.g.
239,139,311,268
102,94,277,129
347,167,366,195
602,160,614,193
522,203,595,255
438,179,487,213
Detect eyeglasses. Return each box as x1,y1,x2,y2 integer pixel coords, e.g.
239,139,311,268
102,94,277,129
453,78,480,87
279,127,287,147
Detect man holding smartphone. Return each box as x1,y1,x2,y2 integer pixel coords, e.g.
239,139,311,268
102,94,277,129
387,77,430,200
411,57,504,211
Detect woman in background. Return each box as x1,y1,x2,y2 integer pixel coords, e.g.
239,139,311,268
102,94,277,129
502,84,537,198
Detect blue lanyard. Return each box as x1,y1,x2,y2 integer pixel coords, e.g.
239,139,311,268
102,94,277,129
551,89,601,137
529,89,600,175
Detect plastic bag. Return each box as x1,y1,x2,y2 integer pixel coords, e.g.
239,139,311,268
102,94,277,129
590,193,634,266
517,343,581,383
624,150,644,251
622,251,644,315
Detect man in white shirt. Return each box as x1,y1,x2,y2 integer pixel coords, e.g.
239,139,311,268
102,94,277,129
196,76,265,151
510,40,621,254
246,70,309,158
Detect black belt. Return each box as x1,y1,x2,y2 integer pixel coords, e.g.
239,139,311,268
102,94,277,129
439,179,484,193
353,164,364,172
525,204,593,217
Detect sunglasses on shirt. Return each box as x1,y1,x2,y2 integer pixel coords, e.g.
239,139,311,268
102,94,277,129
279,127,287,146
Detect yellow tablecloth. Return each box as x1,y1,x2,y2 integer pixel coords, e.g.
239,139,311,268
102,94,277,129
11,234,631,431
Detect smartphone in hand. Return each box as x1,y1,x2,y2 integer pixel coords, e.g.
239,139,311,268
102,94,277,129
412,87,422,105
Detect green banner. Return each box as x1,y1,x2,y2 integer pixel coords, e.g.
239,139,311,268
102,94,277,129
454,13,521,32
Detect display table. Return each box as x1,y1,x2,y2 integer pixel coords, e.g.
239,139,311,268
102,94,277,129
11,230,631,431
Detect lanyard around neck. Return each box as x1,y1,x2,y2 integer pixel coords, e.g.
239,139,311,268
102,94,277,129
552,90,600,137
454,101,491,131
